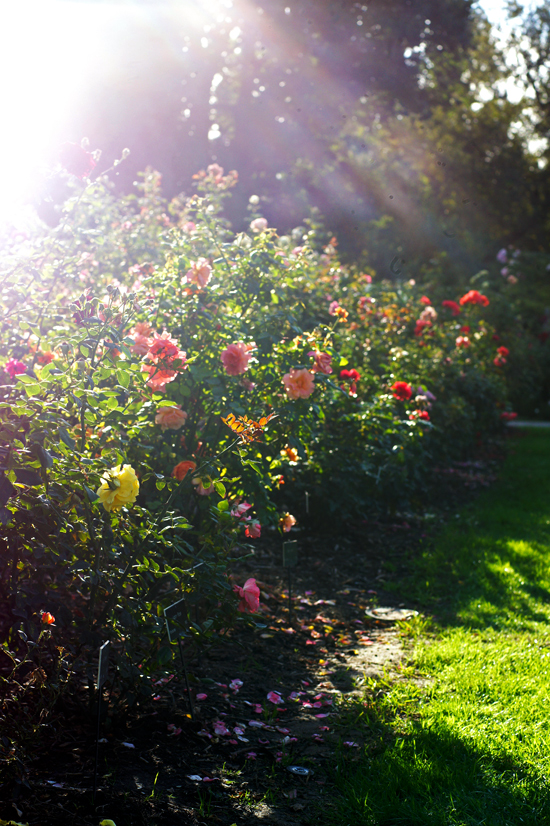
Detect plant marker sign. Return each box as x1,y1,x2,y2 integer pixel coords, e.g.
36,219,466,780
164,598,195,720
93,640,110,801
283,540,298,623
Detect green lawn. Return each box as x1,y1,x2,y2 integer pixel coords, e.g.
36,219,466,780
331,429,550,826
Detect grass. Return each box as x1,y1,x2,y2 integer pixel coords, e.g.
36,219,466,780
331,430,550,825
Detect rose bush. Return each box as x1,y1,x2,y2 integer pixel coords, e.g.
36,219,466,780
0,149,531,757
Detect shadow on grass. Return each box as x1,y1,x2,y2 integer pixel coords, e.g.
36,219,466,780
334,720,550,826
327,429,550,825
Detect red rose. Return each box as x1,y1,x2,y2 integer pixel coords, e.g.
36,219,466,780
459,290,489,307
340,368,360,382
442,300,461,316
391,381,412,401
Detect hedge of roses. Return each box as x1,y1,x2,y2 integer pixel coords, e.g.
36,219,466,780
0,149,533,740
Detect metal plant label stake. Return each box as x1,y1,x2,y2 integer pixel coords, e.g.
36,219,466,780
93,640,110,802
305,491,310,515
164,598,195,720
282,540,298,624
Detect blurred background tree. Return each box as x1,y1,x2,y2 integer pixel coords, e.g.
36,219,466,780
12,0,550,274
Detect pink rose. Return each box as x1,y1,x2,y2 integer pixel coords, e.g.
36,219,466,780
231,501,253,518
192,476,215,496
59,141,96,179
221,341,253,376
234,578,260,613
496,248,508,263
5,359,26,380
155,404,188,431
245,520,261,538
186,258,212,289
308,350,332,375
141,363,178,392
250,217,268,233
282,368,315,399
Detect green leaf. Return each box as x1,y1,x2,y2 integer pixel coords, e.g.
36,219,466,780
117,369,130,388
213,480,226,497
58,426,76,450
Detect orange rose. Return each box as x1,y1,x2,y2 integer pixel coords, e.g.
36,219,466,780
172,460,197,481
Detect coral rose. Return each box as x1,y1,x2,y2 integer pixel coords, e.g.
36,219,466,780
221,341,254,376
186,258,212,289
147,331,185,365
97,464,139,513
282,368,315,400
155,404,188,431
280,513,297,532
172,460,196,481
41,612,55,625
141,363,178,392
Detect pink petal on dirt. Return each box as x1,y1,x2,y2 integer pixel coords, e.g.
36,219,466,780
214,721,230,736
229,679,243,692
276,727,290,735
288,691,302,701
319,725,330,731
258,737,270,745
196,693,208,701
315,713,330,718
228,739,238,744
267,691,283,704
344,741,360,747
246,752,257,760
248,720,264,727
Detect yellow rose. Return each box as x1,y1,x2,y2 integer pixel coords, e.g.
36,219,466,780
97,464,139,512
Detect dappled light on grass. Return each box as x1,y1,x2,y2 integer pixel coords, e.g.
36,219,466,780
331,430,550,825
